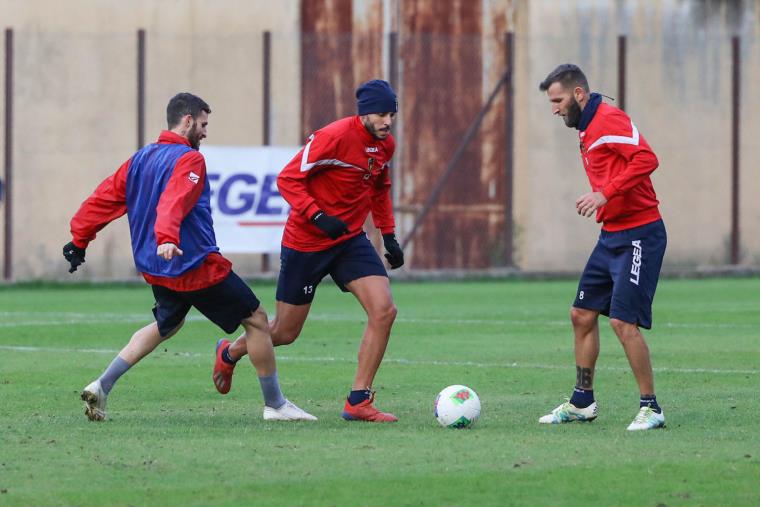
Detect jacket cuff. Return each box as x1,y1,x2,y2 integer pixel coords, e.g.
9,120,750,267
305,202,322,220
601,184,618,200
155,233,179,246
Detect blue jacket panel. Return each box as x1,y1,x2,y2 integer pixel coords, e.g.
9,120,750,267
126,143,219,277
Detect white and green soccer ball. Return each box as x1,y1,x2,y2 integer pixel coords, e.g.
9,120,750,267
434,385,481,428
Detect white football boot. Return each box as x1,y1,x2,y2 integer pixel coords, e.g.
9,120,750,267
626,406,665,431
81,379,107,421
263,399,317,421
539,400,598,424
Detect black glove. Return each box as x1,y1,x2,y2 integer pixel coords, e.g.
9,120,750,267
63,241,86,273
382,233,404,269
311,210,349,240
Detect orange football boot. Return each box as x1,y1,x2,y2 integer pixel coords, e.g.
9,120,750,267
213,339,235,394
342,392,398,422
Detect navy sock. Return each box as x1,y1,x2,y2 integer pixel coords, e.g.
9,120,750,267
348,389,372,406
569,387,594,408
640,394,661,413
221,346,238,365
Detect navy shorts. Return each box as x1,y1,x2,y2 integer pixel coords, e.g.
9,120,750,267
151,270,260,337
574,219,666,329
276,233,388,305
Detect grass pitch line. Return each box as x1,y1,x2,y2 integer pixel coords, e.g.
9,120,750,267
0,344,757,375
0,311,757,330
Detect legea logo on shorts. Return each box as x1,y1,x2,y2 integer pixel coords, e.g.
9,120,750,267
630,240,642,285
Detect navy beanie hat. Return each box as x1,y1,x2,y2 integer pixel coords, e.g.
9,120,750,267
356,79,398,115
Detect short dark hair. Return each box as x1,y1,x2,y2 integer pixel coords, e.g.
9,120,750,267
166,92,211,128
538,64,589,92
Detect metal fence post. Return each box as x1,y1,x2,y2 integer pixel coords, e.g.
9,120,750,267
617,35,626,111
261,30,272,272
4,28,13,281
504,31,514,267
730,35,741,265
137,29,146,150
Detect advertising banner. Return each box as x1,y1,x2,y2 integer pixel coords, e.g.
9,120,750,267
201,145,300,253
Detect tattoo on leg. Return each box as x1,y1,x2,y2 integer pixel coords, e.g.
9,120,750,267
576,366,594,389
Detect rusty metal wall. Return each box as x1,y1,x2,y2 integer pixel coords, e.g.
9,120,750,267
301,0,355,137
301,0,388,134
301,0,516,269
399,0,512,269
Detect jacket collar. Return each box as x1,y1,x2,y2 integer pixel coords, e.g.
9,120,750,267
577,92,603,131
157,130,192,147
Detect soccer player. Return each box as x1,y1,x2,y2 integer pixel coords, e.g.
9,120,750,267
213,79,404,422
63,92,315,422
537,64,667,431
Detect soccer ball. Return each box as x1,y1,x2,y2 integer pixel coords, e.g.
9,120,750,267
434,385,481,428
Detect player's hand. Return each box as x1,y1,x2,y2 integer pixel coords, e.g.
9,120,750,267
382,233,404,269
157,243,183,260
62,241,86,273
311,210,349,240
575,191,607,218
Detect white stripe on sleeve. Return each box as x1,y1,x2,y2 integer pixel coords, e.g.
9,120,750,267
299,134,363,172
587,121,639,152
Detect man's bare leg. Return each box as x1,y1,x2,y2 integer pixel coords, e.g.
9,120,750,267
571,307,600,392
82,320,183,421
345,275,397,390
609,318,655,395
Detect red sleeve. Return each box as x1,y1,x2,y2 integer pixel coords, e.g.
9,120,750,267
600,120,659,199
277,131,339,219
371,165,395,234
154,151,206,246
69,159,129,248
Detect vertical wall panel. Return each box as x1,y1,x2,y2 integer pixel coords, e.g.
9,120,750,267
301,0,354,138
400,0,496,268
352,0,385,82
484,2,514,266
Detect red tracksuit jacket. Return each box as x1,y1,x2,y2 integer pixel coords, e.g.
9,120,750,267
278,116,396,251
579,102,661,231
69,131,230,291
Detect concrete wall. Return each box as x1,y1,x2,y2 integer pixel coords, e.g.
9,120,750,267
1,0,300,281
515,0,760,271
1,0,759,280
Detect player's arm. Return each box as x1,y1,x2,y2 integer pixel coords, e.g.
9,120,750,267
578,120,658,218
64,159,130,272
277,131,338,218
371,165,403,268
600,123,659,200
370,135,396,233
278,132,349,239
371,165,395,234
154,151,206,260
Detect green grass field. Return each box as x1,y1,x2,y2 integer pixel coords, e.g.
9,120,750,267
1,278,758,506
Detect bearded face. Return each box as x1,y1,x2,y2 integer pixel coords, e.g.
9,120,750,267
361,112,395,140
187,119,204,149
545,82,585,130
563,99,582,128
